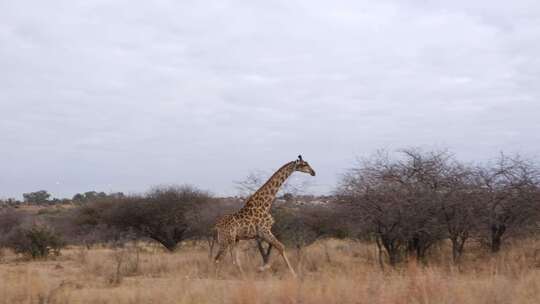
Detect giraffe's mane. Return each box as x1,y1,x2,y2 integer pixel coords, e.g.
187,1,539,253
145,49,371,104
244,161,295,204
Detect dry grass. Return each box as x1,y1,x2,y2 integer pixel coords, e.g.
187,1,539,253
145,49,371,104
1,239,540,304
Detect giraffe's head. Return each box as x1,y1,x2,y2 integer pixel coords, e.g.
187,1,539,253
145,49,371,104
294,155,316,176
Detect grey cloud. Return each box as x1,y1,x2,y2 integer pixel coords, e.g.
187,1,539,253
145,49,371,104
1,0,539,198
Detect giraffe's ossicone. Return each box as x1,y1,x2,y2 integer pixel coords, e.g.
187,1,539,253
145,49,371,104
210,155,316,277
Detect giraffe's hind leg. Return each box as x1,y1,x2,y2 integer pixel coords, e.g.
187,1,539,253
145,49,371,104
214,243,228,263
213,243,228,277
258,230,297,277
208,230,217,261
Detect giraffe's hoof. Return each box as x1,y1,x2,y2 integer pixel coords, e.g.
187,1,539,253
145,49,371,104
258,265,271,272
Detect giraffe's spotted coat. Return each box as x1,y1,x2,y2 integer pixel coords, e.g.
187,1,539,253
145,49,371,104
211,156,316,276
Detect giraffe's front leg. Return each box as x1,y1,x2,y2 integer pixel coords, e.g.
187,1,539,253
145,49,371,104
256,238,273,272
230,243,244,276
258,230,297,277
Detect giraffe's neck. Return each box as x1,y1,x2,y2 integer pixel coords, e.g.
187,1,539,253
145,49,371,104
242,161,296,212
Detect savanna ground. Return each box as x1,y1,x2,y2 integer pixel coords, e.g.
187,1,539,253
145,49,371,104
2,238,540,304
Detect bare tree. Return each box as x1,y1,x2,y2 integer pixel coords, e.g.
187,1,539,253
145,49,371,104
338,151,411,265
475,154,540,252
338,149,461,265
234,170,268,197
419,158,484,263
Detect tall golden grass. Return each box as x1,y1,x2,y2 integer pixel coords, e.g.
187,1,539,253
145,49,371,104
1,239,540,304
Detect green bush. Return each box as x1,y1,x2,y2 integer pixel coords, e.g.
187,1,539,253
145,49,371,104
6,225,65,259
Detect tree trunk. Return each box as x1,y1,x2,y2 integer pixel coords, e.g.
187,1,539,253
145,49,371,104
407,234,430,263
490,224,506,253
375,237,384,270
388,250,400,266
382,238,400,266
450,237,465,263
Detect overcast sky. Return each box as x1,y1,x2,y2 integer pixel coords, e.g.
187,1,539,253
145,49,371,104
1,0,539,199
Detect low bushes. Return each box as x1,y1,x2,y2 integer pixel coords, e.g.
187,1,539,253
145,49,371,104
5,225,64,259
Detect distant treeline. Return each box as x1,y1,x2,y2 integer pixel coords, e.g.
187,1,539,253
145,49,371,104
0,190,126,206
1,149,539,266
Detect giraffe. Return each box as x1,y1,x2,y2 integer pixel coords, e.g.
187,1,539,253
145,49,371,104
211,155,316,276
